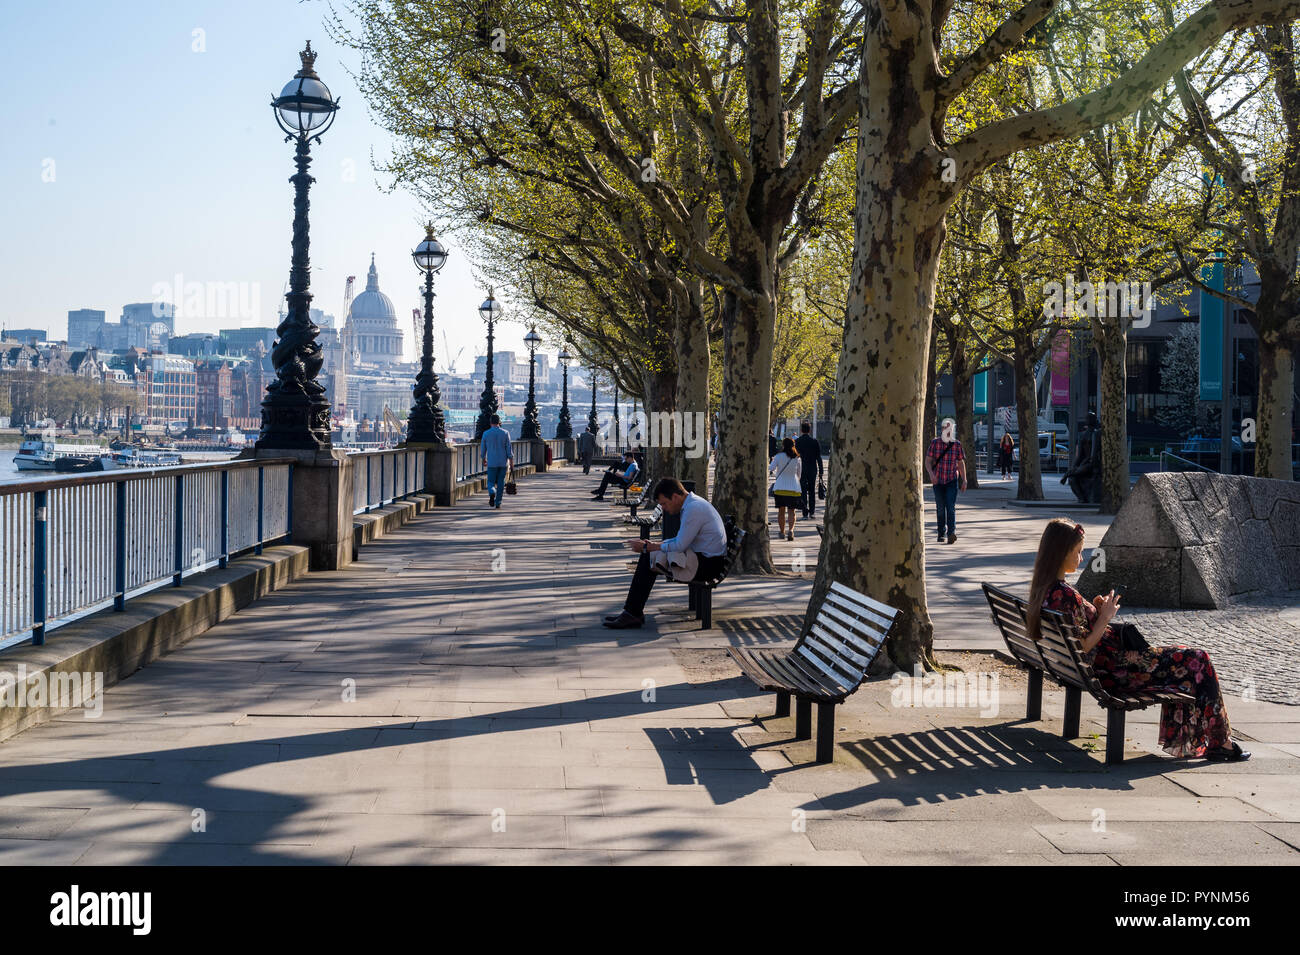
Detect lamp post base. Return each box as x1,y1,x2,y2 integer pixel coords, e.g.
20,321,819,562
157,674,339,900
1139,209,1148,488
256,393,333,451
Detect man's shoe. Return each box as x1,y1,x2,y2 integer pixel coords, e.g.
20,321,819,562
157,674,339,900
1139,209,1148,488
592,494,605,501
603,611,644,629
947,533,956,544
937,533,945,543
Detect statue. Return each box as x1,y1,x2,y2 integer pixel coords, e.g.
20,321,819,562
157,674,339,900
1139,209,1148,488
1061,413,1103,503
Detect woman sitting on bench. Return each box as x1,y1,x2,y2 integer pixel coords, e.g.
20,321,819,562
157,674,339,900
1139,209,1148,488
1026,517,1250,762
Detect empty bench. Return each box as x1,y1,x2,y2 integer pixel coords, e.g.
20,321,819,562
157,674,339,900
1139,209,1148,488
729,581,899,763
982,582,1195,764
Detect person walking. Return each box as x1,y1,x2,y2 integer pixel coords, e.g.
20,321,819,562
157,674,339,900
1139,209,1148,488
577,427,596,475
794,421,823,519
481,414,514,509
603,479,727,629
999,432,1014,478
1028,517,1249,761
924,418,967,544
769,437,802,541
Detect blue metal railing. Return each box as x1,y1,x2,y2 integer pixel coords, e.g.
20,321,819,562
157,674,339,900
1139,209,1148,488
349,448,427,515
0,458,294,651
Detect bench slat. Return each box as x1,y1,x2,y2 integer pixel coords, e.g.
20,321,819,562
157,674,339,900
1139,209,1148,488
816,602,890,653
764,650,844,699
802,627,871,673
794,644,856,695
823,590,896,633
829,580,899,620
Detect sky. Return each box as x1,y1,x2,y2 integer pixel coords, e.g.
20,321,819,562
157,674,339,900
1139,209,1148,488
0,0,547,374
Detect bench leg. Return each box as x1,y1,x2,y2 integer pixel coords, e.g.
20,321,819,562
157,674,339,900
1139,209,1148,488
816,702,836,763
687,585,697,612
1105,709,1126,765
774,692,790,718
639,524,650,541
1063,686,1081,739
700,589,712,630
795,698,812,740
1026,668,1043,722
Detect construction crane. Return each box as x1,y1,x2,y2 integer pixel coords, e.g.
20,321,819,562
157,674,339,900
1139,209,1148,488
412,309,422,364
442,331,464,374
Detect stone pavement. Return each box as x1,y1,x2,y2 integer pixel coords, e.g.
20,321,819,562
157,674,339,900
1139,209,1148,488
0,465,1296,865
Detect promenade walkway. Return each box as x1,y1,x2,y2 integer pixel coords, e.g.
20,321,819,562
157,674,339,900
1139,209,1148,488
0,465,1296,864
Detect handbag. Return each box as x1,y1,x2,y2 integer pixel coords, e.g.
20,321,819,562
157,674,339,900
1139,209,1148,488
504,467,517,496
1115,622,1148,653
817,477,826,500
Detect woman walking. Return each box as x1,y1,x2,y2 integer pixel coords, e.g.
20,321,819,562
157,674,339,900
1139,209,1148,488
769,437,802,541
1026,517,1250,761
999,432,1014,478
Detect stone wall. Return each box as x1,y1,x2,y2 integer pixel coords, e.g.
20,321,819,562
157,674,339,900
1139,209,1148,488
1077,472,1300,608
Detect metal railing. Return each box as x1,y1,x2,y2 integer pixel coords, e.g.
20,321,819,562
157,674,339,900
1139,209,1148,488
456,442,484,482
1159,450,1216,473
512,440,533,466
0,458,294,651
350,448,427,515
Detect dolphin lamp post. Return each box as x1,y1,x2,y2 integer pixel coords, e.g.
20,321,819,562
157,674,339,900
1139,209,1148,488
520,326,542,439
407,224,449,444
257,41,339,450
555,344,573,440
475,290,503,439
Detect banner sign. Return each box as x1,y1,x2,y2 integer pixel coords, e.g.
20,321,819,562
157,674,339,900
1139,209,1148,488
1050,331,1070,406
1199,254,1225,402
973,371,989,414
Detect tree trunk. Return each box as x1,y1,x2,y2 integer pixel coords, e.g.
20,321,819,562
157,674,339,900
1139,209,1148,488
1257,334,1295,480
951,340,980,491
641,366,677,487
675,287,711,493
805,8,946,671
1012,335,1044,500
714,274,776,574
1096,323,1130,513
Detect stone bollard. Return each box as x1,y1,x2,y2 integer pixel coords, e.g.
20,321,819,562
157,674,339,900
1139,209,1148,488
246,447,354,571
562,437,576,463
425,445,457,506
530,438,549,473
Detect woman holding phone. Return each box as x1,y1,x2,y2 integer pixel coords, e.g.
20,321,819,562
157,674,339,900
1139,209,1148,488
1026,517,1249,761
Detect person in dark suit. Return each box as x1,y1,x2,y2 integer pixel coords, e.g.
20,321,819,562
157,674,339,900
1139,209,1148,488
577,428,596,474
767,427,778,460
794,422,824,519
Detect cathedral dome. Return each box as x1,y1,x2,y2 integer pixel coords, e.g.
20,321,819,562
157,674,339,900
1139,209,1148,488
348,255,396,322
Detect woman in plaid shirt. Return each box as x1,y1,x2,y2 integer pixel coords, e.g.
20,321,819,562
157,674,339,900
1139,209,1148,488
925,418,967,544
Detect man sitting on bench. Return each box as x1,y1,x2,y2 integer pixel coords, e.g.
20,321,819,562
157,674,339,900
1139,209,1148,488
591,451,640,501
604,478,727,629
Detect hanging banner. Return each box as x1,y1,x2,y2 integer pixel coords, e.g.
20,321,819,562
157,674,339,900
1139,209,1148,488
1050,331,1070,406
973,371,989,414
1199,254,1225,401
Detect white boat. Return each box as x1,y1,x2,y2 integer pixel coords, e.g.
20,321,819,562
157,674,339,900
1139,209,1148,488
15,439,112,471
108,447,184,469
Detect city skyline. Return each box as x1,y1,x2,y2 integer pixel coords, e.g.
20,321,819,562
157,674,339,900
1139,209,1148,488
0,0,553,372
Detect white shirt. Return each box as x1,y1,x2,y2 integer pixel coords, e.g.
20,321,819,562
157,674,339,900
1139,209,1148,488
661,492,727,558
769,451,802,493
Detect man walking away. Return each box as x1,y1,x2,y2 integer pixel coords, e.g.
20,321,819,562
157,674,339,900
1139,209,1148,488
925,417,967,544
767,427,779,460
794,421,823,519
577,427,596,475
482,414,514,509
604,478,727,629
592,451,639,500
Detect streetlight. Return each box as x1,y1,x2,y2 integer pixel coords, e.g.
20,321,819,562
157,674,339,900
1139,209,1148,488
556,344,573,440
406,223,448,445
257,41,340,451
475,290,503,439
520,326,542,439
587,369,599,437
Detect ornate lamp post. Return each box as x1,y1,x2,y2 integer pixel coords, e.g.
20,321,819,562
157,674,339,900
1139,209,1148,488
257,42,340,450
520,326,542,439
555,345,573,440
612,377,620,449
406,224,448,444
475,290,503,439
587,369,599,435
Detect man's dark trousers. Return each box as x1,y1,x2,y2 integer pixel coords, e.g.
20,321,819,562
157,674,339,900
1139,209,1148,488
800,468,819,518
624,551,727,617
595,469,631,496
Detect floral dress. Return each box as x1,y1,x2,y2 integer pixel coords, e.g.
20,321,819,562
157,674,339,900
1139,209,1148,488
1042,580,1232,757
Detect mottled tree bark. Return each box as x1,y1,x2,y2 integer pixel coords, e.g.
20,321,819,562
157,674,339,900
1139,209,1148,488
1094,320,1130,513
675,286,711,493
1011,332,1045,501
922,330,938,486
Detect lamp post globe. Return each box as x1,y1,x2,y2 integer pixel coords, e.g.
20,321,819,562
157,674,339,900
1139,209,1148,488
520,326,542,440
405,223,448,446
555,345,573,440
475,290,503,440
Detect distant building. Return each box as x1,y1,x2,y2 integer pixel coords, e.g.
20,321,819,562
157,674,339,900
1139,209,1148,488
170,333,220,357
67,309,107,348
346,256,404,368
220,327,277,356
1,328,49,346
195,359,234,427
129,353,197,426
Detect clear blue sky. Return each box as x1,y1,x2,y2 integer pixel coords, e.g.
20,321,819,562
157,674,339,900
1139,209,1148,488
0,0,542,373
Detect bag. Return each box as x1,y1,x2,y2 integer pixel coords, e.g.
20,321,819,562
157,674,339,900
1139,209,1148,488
817,478,826,500
504,481,517,495
1115,622,1148,653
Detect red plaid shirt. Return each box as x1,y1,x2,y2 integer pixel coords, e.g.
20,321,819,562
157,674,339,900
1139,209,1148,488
926,438,965,486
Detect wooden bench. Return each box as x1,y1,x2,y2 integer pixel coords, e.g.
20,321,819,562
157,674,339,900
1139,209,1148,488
624,504,662,540
982,582,1195,764
729,581,899,763
664,516,745,629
